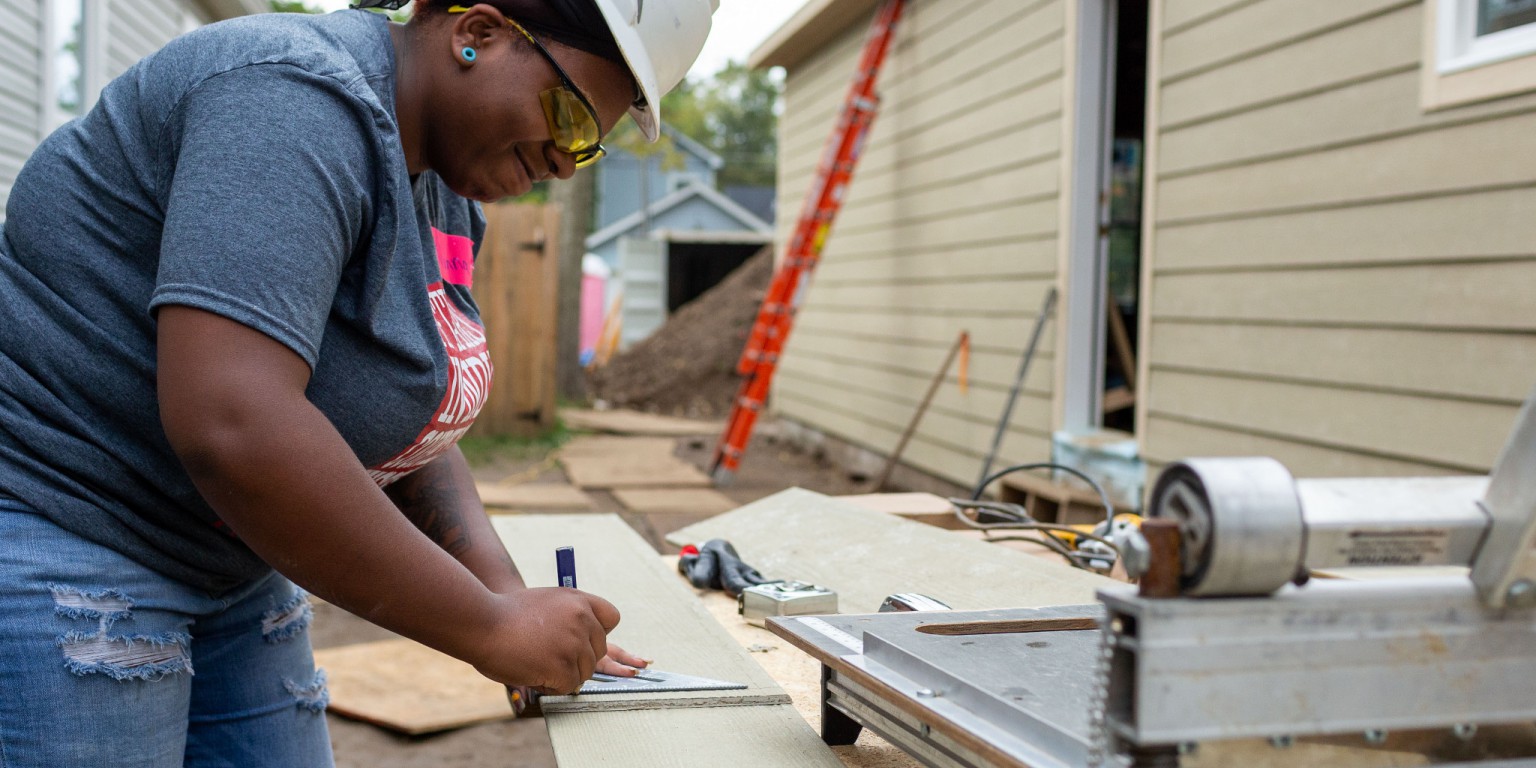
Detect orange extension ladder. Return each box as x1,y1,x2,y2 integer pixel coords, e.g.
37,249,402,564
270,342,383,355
710,0,906,484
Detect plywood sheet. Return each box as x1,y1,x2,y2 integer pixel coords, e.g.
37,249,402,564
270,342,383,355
671,555,922,767
561,409,722,437
557,435,711,488
612,488,738,515
476,482,594,511
316,639,509,735
835,492,968,530
492,514,788,713
559,454,712,489
546,705,844,768
559,435,677,459
835,492,952,516
664,488,1115,615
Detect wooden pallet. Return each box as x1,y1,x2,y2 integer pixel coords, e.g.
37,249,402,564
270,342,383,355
998,470,1110,527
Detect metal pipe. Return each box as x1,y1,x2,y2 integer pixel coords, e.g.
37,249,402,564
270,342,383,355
875,331,966,490
976,287,1057,493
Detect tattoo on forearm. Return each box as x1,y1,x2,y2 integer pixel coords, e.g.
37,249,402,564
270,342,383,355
388,469,472,557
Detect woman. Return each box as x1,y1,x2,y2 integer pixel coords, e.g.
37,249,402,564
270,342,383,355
0,0,714,764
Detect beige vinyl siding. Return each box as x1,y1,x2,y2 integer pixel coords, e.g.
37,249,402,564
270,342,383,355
108,0,185,79
0,0,44,220
1142,0,1536,477
771,0,1068,489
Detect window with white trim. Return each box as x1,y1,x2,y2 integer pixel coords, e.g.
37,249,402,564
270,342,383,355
1424,0,1536,109
1440,0,1536,72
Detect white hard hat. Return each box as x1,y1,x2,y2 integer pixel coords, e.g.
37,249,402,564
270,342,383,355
589,0,718,142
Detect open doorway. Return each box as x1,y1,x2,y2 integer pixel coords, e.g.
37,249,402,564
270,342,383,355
667,241,762,312
1101,0,1147,433
1062,0,1149,436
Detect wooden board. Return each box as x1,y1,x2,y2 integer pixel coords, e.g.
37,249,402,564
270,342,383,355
558,435,677,459
561,409,722,437
512,517,841,767
492,514,788,713
664,488,1115,615
834,492,968,530
612,488,738,515
672,555,922,767
545,705,844,768
475,482,594,511
557,435,711,488
316,638,510,735
559,454,713,489
834,492,952,516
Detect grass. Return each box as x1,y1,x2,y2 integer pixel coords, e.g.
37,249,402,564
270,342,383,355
458,419,577,467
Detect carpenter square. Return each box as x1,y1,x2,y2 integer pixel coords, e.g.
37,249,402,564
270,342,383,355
578,669,746,694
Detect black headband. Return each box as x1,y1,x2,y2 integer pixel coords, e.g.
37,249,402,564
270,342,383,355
522,0,625,66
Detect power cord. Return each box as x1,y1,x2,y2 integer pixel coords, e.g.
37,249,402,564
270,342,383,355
950,462,1122,571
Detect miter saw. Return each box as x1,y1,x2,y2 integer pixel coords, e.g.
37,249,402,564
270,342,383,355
770,387,1536,767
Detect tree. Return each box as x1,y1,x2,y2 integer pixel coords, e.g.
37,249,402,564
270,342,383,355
273,1,411,21
608,63,782,192
550,170,595,400
269,1,323,12
691,62,782,189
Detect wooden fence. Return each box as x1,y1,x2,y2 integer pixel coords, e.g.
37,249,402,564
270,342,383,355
469,202,561,438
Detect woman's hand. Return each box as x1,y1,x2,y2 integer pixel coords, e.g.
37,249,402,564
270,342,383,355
595,641,651,676
470,588,620,694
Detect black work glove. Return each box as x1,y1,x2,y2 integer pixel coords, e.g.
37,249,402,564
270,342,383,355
677,539,773,597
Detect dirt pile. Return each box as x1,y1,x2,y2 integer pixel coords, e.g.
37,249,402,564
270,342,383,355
588,246,773,418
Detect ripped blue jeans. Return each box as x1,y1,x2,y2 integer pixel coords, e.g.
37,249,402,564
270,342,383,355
0,501,333,767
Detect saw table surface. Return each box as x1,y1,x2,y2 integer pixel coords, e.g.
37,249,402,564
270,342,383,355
769,607,1106,768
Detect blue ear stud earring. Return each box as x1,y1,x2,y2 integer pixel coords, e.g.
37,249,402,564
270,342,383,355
462,47,477,62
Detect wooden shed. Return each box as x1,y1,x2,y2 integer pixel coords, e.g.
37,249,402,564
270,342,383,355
755,0,1536,497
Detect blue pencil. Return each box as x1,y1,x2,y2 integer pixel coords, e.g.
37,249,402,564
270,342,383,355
556,546,577,589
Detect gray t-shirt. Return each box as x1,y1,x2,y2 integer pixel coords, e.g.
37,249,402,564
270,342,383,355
0,10,493,594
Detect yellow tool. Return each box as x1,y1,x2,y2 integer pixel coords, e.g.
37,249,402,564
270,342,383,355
1055,512,1143,551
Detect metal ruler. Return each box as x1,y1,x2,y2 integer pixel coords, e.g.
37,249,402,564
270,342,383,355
578,669,746,694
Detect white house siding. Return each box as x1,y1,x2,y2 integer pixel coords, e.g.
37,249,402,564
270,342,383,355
0,0,44,219
1140,0,1536,477
770,0,1069,487
2,0,217,222
107,0,187,80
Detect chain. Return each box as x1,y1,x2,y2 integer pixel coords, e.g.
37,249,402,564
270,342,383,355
1086,615,1118,768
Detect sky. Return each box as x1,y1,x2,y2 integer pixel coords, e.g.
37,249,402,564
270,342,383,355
687,0,812,79
310,0,813,79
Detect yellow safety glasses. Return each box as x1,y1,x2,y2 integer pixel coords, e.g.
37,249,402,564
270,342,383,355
447,7,608,168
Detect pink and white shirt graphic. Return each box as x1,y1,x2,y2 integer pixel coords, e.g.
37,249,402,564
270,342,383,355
367,277,492,486
432,226,475,288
